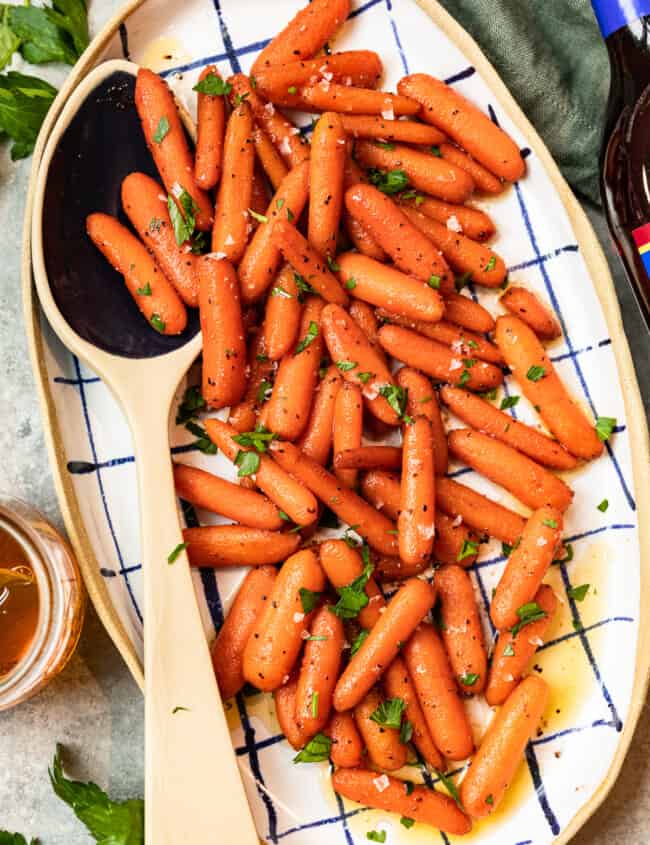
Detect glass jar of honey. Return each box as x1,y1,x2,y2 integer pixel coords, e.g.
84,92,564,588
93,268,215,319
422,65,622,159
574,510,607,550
0,496,85,710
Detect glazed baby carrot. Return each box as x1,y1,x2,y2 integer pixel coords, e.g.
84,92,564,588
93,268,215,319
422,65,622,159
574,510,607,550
490,506,563,630
205,418,319,526
211,102,255,262
401,205,507,288
434,512,479,567
300,83,420,116
228,331,274,432
295,605,346,739
500,286,562,340
228,74,310,167
398,73,526,182
334,446,402,471
263,264,302,360
374,556,429,580
333,577,436,711
183,525,301,567
486,583,557,706
355,140,474,204
253,126,288,190
384,656,444,769
243,548,325,691
194,65,226,190
250,0,350,73
331,769,472,835
86,213,187,335
297,364,343,464
444,292,496,333
337,251,445,321
440,387,578,470
342,153,386,260
321,304,400,425
438,143,503,194
120,173,199,307
343,185,453,294
270,441,399,556
333,382,363,488
349,299,383,348
325,711,364,768
198,256,247,409
211,566,277,700
264,296,325,440
134,68,213,231
402,623,474,760
460,676,549,817
273,220,349,304
274,674,308,750
495,315,604,460
308,112,347,259
341,114,446,145
448,428,574,512
361,470,402,521
399,417,436,566
172,463,283,530
251,161,271,221
398,367,448,474
378,325,504,391
318,538,386,630
354,687,408,770
435,565,488,694
436,477,526,546
398,194,496,242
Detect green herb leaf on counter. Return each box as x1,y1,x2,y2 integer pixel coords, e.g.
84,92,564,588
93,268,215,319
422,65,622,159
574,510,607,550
168,188,198,245
175,386,206,425
0,71,57,160
0,9,21,71
167,542,188,564
370,696,405,729
8,3,78,66
367,167,409,195
193,73,231,96
0,834,38,845
292,732,332,763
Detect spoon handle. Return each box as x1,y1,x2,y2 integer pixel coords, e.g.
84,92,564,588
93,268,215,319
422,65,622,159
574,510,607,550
128,401,259,845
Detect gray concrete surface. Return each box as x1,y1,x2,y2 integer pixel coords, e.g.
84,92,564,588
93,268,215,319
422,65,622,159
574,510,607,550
0,2,648,843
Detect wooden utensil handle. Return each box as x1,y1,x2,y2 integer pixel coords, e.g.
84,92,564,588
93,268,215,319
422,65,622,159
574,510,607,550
128,400,259,845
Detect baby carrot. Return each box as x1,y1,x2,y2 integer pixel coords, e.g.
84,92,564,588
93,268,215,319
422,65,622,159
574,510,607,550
211,102,255,262
251,0,350,73
444,292,496,333
378,325,504,391
436,565,487,694
436,477,526,546
183,525,301,567
296,605,345,739
448,428,574,512
403,623,474,760
333,578,436,711
440,386,578,470
300,83,420,116
341,115,445,145
495,315,603,460
243,548,326,690
211,566,277,700
273,220,349,304
332,769,472,835
434,512,479,567
333,382,363,488
172,463,282,529
199,256,247,409
500,286,562,340
265,296,325,440
308,112,347,258
361,470,402,522
318,538,386,630
342,153,386,260
438,143,503,194
399,417,436,566
490,506,563,630
349,299,383,348
253,126,288,190
86,213,187,335
274,673,309,750
354,687,408,770
228,330,273,433
381,315,503,365
270,441,399,556
460,676,549,817
134,68,213,230
486,584,557,706
374,556,429,580
194,65,226,190
398,73,526,182
297,365,343,465
355,140,474,204
401,205,507,288
205,418,319,526
334,446,402,471
344,184,452,294
121,172,199,308
325,711,364,768
263,264,302,360
398,367,448,474
239,160,310,303
399,194,496,242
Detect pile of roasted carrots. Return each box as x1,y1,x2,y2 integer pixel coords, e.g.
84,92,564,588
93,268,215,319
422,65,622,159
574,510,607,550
87,0,615,834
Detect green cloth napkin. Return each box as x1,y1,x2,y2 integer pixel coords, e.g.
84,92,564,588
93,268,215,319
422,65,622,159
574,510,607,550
436,0,610,203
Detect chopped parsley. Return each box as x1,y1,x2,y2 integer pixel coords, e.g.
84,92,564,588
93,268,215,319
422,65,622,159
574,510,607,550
193,73,232,96
500,395,519,410
337,360,357,372
345,277,357,290
457,538,479,562
436,770,463,808
185,420,218,454
428,274,441,290
400,817,415,829
234,450,260,477
366,832,386,843
595,416,617,442
370,697,405,730
542,518,558,528
153,116,170,144
176,386,206,425
231,426,277,453
168,188,198,245
167,542,188,564
150,314,166,333
399,719,413,745
287,85,297,95
136,282,152,297
459,672,480,687
256,379,273,404
455,271,472,291
299,587,322,614
350,629,369,657
330,561,374,619
271,285,293,299
374,140,395,150
326,255,340,272
503,642,515,657
526,365,546,382
248,208,268,224
510,601,546,637
378,384,408,419
357,371,374,384
568,583,590,602
367,167,409,195
293,733,332,763
295,321,319,355
598,498,609,512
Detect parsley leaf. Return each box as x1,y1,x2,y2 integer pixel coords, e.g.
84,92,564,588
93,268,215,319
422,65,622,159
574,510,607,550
436,769,463,809
485,255,497,271
231,426,277,453
234,450,260,477
299,587,322,614
366,832,386,843
367,167,409,195
167,542,188,564
568,583,590,602
9,3,84,66
598,498,609,512
293,733,332,763
256,379,273,404
193,73,232,96
399,719,413,744
184,420,217,454
542,518,558,528
552,543,574,565
510,602,546,637
400,817,415,829
357,371,374,384
248,208,268,224
153,116,169,144
595,416,617,442
271,285,293,299
0,9,21,72
457,538,479,562
378,384,408,419
526,365,546,382
135,283,152,297
500,395,520,410
350,629,369,657
370,697,405,729
374,140,395,150
502,537,520,557
459,672,480,687
168,188,198,245
150,314,166,333
330,561,374,619
326,255,340,272
0,71,57,160
428,274,441,290
294,321,319,355
336,360,357,372
175,386,206,425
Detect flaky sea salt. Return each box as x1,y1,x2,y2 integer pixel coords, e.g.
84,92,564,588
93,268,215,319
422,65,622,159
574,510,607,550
264,101,275,116
447,214,463,233
224,233,235,246
452,514,463,527
449,358,463,371
280,136,292,156
293,612,305,624
537,536,548,547
381,106,395,121
373,775,390,793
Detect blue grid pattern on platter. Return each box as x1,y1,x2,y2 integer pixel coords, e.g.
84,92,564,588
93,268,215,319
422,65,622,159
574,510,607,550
43,0,641,842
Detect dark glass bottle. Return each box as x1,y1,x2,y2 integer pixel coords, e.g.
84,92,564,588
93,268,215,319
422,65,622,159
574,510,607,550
593,0,650,327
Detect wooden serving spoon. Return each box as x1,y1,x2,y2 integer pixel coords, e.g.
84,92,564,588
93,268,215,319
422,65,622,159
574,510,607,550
31,59,259,845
